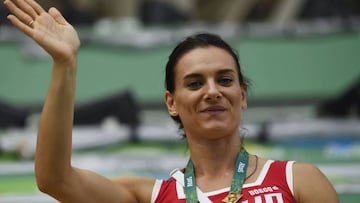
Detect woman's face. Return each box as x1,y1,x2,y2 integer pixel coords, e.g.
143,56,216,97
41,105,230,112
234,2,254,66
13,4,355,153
165,46,247,139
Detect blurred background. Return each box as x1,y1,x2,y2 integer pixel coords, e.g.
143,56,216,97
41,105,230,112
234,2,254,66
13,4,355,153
0,0,360,202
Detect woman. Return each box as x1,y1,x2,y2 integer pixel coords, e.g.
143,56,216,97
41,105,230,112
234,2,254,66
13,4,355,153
5,0,339,202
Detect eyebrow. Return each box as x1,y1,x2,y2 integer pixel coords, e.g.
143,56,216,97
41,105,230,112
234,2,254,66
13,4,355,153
217,69,236,75
183,68,236,80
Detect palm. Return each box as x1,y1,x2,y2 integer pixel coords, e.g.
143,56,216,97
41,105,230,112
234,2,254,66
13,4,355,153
31,11,80,63
5,0,80,63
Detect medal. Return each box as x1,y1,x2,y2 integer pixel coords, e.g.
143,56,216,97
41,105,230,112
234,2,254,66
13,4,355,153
222,192,242,203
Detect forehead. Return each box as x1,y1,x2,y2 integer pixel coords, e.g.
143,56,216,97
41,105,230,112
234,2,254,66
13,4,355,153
175,46,237,77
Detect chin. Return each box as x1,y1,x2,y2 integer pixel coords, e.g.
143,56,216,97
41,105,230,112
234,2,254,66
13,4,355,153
203,125,234,136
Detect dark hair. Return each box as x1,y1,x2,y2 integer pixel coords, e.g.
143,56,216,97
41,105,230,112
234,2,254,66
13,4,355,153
165,33,249,133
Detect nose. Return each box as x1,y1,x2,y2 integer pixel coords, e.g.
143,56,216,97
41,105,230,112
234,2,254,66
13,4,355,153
204,80,221,101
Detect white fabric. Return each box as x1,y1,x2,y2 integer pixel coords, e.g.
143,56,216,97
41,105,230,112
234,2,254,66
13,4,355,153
150,179,163,203
286,161,295,195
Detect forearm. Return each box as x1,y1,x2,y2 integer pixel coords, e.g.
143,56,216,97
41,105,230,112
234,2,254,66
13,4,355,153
35,59,77,190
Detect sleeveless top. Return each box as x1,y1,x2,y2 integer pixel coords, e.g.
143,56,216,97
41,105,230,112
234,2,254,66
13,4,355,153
151,160,296,203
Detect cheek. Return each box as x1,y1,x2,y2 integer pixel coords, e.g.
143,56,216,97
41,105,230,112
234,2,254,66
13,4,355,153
228,89,243,105
227,91,245,118
174,92,199,116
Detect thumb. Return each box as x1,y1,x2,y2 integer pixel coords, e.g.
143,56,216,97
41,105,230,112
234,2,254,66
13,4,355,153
48,7,67,25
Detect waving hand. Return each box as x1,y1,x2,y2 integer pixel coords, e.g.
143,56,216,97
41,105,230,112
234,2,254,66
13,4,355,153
5,0,80,64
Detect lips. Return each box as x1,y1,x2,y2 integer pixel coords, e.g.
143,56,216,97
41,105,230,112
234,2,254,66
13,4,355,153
200,105,226,112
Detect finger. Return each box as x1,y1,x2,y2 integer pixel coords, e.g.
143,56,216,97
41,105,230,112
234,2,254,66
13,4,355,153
7,14,33,37
48,7,67,25
4,0,34,27
15,0,38,19
25,0,45,15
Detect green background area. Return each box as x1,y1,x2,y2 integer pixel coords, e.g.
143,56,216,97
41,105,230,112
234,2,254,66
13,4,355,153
0,32,359,107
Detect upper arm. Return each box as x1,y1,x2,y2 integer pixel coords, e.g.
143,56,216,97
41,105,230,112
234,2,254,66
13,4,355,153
47,167,156,203
293,162,339,203
112,175,157,203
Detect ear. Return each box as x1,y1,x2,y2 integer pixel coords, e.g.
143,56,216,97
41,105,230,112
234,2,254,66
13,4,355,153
240,86,247,109
164,90,178,116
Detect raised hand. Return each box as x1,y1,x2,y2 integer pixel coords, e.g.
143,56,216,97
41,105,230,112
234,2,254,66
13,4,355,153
4,0,80,64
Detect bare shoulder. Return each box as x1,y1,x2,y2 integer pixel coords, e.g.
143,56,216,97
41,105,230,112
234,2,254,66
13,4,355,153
292,162,339,203
111,176,157,203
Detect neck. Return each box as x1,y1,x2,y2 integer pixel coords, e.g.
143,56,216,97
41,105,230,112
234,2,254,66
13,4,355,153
187,134,242,178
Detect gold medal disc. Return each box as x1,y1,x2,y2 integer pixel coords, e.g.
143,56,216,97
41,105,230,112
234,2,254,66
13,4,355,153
222,192,242,203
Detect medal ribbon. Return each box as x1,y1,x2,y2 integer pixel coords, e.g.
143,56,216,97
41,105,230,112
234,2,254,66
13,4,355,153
184,147,249,203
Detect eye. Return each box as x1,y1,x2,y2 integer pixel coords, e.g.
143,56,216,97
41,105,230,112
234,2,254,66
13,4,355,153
218,77,233,86
187,81,203,90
